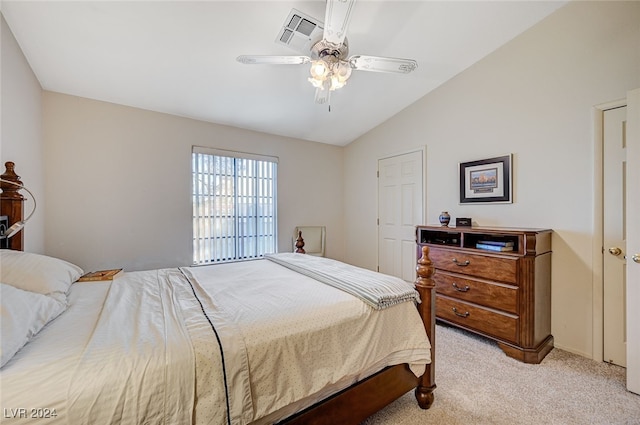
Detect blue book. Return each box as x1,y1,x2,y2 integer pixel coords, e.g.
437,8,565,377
476,243,514,252
477,240,514,247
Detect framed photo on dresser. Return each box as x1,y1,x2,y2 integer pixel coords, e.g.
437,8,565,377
459,154,512,204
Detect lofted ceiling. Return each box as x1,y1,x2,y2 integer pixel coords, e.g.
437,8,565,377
1,1,567,146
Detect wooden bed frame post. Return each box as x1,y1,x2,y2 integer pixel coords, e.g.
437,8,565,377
0,162,25,251
294,230,306,253
414,245,436,408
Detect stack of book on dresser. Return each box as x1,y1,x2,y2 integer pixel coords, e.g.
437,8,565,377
475,240,514,252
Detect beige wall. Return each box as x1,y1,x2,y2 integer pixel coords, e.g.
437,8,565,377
43,93,344,272
0,14,44,253
344,1,640,358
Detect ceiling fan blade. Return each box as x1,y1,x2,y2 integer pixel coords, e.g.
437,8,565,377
314,87,331,105
350,55,418,74
237,55,310,65
323,0,356,48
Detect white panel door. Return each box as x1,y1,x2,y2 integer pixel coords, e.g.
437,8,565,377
603,106,627,367
378,150,423,281
625,88,640,395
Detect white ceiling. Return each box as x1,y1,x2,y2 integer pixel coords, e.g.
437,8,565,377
1,1,567,146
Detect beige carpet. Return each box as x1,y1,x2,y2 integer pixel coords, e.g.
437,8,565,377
363,324,640,425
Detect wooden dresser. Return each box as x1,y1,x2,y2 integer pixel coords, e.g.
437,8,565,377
416,225,553,363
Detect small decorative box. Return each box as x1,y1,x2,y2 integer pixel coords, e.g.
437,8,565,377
456,217,472,227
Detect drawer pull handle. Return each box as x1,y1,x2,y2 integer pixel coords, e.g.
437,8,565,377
452,283,470,292
452,258,470,266
452,307,470,318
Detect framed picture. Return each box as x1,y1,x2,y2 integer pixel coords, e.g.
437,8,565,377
459,154,512,204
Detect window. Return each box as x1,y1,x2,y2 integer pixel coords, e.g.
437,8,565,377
192,147,277,265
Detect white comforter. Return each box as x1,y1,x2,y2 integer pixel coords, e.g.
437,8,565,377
67,269,197,425
0,258,431,425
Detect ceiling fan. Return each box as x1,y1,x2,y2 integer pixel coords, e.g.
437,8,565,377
236,0,418,106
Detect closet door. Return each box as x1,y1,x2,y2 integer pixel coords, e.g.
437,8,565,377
377,150,424,282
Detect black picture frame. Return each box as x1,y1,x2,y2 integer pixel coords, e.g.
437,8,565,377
459,154,512,204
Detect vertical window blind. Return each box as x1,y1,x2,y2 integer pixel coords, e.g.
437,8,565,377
192,147,278,265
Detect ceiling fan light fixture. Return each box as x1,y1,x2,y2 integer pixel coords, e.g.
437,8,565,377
333,61,352,81
308,58,352,92
308,77,325,89
309,59,330,79
329,77,346,90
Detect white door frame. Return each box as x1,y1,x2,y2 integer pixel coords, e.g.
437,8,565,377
592,98,626,362
377,146,427,272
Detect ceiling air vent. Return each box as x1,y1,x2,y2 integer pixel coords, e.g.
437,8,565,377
275,8,324,54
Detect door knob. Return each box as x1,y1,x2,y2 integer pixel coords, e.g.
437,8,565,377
633,254,640,264
608,247,623,256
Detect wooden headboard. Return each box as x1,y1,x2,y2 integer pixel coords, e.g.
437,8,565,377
0,161,25,251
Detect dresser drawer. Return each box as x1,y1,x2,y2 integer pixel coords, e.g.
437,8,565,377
436,295,518,344
429,247,518,284
434,272,518,314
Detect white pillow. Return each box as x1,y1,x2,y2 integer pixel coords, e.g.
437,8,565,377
0,250,83,303
0,283,67,367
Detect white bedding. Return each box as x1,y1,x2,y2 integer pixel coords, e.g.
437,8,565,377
0,258,431,425
67,269,196,425
1,282,111,423
184,259,431,424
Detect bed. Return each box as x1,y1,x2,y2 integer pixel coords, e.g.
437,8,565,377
0,161,436,424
